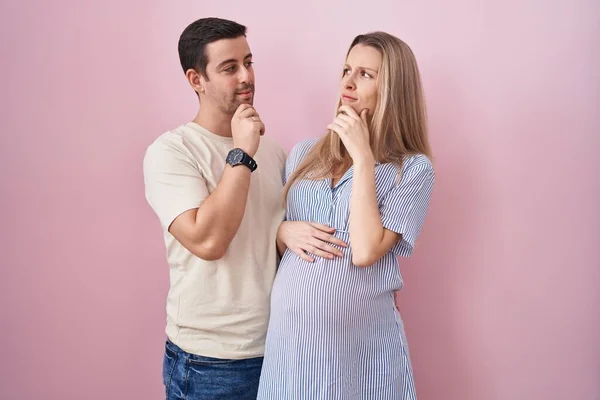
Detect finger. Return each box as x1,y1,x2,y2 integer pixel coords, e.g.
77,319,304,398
310,228,346,247
234,103,253,116
330,238,348,248
310,247,336,259
309,222,336,233
257,121,266,135
293,248,314,263
360,108,369,123
338,105,360,120
239,110,258,120
306,245,335,260
333,116,351,130
335,113,355,126
313,232,347,248
311,239,344,257
334,237,348,247
310,234,345,253
237,106,257,119
327,123,345,136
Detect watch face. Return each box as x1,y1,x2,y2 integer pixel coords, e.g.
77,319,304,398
228,148,244,164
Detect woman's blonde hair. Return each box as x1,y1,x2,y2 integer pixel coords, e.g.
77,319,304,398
283,31,431,200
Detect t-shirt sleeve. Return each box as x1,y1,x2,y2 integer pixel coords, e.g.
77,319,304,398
143,137,209,231
379,157,435,257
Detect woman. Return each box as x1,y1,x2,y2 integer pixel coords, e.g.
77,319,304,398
257,31,434,399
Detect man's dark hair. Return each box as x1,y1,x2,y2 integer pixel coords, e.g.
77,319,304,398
178,17,247,79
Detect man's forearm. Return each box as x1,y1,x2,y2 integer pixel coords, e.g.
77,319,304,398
191,165,252,258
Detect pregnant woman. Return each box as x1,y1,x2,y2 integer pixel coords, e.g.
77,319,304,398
257,31,435,399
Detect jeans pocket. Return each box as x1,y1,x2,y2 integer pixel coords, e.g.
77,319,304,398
187,357,234,366
184,357,263,400
162,341,179,397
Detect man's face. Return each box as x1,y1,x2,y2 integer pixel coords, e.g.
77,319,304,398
200,36,255,115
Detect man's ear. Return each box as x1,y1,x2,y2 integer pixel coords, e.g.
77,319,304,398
185,68,204,94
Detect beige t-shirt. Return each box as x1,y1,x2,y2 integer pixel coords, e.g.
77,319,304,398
143,122,286,359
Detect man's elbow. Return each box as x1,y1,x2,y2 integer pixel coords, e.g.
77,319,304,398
169,214,229,261
190,239,227,261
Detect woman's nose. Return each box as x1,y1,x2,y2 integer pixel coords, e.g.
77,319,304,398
343,76,356,90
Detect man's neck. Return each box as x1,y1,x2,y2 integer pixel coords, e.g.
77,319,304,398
193,105,233,137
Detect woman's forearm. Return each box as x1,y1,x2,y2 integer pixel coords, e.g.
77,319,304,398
349,156,386,266
276,236,288,257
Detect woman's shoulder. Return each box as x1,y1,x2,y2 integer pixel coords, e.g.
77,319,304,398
376,153,434,188
378,153,433,173
402,153,434,174
289,137,322,163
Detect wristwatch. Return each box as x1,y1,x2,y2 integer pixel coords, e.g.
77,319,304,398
226,148,258,172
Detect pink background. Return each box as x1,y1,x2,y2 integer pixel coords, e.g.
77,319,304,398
1,0,598,399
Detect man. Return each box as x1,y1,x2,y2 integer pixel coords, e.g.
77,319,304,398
143,17,286,399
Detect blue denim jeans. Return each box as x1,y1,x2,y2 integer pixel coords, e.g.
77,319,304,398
162,339,263,400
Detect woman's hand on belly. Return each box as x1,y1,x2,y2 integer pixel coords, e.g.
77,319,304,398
276,221,347,262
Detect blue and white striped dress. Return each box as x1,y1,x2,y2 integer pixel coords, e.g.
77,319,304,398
257,138,435,400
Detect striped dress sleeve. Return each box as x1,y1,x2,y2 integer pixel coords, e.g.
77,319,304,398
379,155,435,257
284,138,319,185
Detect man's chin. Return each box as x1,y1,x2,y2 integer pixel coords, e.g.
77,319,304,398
239,96,254,105
226,99,253,114
234,98,253,109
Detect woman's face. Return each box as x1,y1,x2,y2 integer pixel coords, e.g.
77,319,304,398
339,44,382,116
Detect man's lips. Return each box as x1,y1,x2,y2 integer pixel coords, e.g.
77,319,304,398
237,86,254,96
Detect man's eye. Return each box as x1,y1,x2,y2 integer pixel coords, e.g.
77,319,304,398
245,61,254,68
224,66,236,72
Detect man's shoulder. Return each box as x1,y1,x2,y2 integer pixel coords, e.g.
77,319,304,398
143,131,176,164
142,125,204,181
143,124,217,166
145,125,192,153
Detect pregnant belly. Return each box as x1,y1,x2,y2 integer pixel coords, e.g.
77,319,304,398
270,243,398,328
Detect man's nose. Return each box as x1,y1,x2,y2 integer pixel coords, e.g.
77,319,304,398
239,65,252,83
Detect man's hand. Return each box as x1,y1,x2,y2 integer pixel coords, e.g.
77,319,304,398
231,104,265,157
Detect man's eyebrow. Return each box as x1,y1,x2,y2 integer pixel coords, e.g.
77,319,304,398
216,53,253,69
